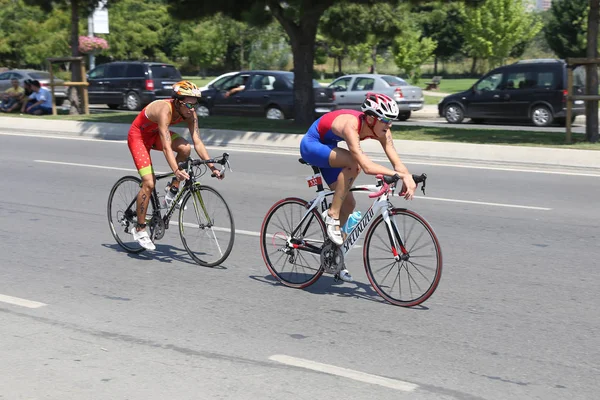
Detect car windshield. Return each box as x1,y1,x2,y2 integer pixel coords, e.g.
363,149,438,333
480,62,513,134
29,71,51,79
381,75,409,87
150,65,181,80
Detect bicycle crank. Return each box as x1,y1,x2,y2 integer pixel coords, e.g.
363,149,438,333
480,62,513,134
150,215,166,241
320,240,344,275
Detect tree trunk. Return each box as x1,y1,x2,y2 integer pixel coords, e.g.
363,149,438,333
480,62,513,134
337,56,342,75
470,57,478,75
434,56,438,76
586,0,599,143
290,30,317,126
69,1,83,115
370,44,377,74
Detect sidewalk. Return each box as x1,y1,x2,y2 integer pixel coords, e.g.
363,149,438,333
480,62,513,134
1,116,599,172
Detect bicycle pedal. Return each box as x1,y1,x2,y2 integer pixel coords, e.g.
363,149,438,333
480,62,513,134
333,273,340,283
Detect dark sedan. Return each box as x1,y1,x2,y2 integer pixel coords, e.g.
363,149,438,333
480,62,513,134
197,70,336,119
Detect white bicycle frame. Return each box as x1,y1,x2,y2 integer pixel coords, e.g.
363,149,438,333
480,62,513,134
298,177,402,260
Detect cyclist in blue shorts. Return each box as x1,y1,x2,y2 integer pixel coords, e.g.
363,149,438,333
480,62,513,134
300,92,416,282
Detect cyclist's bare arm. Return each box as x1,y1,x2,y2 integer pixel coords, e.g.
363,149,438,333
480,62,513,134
380,130,416,199
333,116,398,177
187,116,220,176
147,101,185,177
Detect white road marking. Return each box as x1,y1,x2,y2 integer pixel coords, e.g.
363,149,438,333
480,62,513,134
415,195,552,211
34,160,553,211
269,354,418,392
2,130,596,177
0,294,47,309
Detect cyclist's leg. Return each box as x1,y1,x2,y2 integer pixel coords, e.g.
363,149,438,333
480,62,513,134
327,147,360,226
128,128,156,250
152,131,191,190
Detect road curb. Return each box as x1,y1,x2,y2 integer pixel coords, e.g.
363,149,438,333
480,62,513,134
1,116,599,171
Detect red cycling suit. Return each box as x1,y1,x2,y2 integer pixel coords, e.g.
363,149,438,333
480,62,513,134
128,99,184,177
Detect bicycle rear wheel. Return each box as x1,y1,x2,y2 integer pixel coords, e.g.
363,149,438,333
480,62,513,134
260,197,325,288
107,176,155,253
178,185,235,267
363,208,442,307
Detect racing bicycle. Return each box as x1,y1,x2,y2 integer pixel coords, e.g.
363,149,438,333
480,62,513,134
260,158,442,307
107,153,235,267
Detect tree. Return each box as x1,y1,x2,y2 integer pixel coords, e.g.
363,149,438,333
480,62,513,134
165,0,485,126
393,19,437,84
462,0,542,68
585,0,599,143
544,0,588,59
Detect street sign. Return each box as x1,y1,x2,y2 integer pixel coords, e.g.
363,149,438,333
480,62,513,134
92,0,109,34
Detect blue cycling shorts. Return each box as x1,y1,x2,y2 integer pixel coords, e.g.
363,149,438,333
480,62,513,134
299,123,342,185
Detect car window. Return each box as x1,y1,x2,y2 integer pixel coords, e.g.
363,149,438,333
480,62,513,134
29,71,51,80
475,73,503,91
0,72,11,80
329,77,351,92
125,64,145,78
381,75,408,87
211,75,235,88
88,65,105,79
12,72,24,80
106,64,127,78
224,75,249,90
150,65,181,80
351,77,375,91
248,74,278,90
503,72,526,90
312,79,322,88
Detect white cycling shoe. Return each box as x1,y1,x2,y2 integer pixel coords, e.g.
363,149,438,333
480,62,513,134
336,268,354,283
132,228,156,250
322,210,343,245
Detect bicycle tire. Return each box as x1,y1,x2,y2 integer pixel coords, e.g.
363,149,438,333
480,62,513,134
260,197,325,288
178,185,235,267
107,175,155,253
363,208,442,307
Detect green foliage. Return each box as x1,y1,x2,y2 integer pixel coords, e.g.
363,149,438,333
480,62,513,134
461,0,542,66
419,4,466,60
248,23,291,70
544,0,588,59
393,18,437,84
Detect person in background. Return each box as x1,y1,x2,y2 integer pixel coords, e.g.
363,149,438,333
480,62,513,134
19,80,35,113
25,80,53,115
0,78,25,113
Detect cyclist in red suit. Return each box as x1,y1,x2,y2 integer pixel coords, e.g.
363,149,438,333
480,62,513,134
300,93,416,282
127,80,222,250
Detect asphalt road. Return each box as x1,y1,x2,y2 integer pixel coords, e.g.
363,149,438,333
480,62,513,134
0,132,599,400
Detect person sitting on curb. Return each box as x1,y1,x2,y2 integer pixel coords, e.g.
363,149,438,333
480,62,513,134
25,80,53,115
0,78,25,113
19,80,35,114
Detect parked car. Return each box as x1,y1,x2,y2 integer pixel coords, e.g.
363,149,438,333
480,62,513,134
86,61,183,111
198,71,238,91
197,70,336,119
438,59,586,127
327,74,424,121
0,69,67,105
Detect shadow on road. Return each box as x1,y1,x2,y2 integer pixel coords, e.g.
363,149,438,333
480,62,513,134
101,243,227,269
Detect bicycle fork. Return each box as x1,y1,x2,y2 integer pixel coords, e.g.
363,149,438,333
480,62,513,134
381,208,410,262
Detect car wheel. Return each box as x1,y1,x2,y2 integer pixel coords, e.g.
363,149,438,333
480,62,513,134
125,91,141,111
266,106,285,120
396,111,411,121
444,103,464,123
107,104,119,110
196,104,210,118
531,105,553,127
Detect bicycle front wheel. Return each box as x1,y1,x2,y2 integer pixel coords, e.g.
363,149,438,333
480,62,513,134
107,176,155,253
260,197,325,288
363,208,442,307
178,185,235,267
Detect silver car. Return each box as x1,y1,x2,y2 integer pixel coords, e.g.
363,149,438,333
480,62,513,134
328,74,424,121
0,69,68,106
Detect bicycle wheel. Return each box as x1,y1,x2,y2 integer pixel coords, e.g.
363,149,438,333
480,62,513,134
260,197,325,288
178,185,235,267
107,176,155,253
363,208,442,307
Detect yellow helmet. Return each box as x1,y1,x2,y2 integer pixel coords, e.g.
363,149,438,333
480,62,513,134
173,80,202,98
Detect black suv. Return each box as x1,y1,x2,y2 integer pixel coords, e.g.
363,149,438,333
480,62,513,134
86,61,183,111
438,59,585,127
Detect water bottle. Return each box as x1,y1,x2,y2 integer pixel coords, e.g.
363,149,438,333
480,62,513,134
342,211,362,234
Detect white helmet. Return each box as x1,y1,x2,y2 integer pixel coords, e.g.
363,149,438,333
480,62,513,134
361,92,399,119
